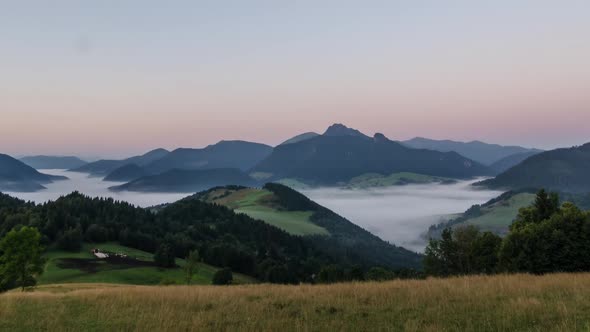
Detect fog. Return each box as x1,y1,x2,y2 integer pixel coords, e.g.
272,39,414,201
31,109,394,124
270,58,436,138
7,170,503,253
302,181,503,252
6,170,188,208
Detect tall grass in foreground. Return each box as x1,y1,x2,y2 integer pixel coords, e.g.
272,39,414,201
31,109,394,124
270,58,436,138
2,273,590,331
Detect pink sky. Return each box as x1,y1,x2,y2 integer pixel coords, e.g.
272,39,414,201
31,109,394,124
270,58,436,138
1,1,589,158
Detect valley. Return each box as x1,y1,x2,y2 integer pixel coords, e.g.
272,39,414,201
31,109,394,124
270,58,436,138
6,170,502,252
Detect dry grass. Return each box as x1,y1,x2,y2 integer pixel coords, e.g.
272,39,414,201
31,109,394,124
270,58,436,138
2,273,590,331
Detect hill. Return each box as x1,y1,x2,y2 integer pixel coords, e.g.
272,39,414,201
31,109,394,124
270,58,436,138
197,186,329,236
402,137,542,166
345,172,456,189
477,143,590,193
19,155,87,170
144,140,273,175
70,148,169,177
252,125,491,186
489,150,541,174
103,164,147,182
0,154,67,192
2,273,589,331
0,187,421,284
110,168,257,193
426,190,537,238
196,183,422,269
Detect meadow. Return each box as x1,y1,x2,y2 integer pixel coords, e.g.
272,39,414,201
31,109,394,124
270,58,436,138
39,243,255,286
2,273,590,331
205,188,329,236
465,193,536,234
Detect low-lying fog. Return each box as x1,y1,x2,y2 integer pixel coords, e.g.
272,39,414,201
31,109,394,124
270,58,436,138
6,170,188,208
302,182,502,252
8,170,502,253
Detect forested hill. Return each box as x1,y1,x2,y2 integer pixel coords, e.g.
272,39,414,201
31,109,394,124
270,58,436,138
477,143,590,193
195,183,422,269
0,190,421,284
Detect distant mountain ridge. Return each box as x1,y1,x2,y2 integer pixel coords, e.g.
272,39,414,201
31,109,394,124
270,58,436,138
477,143,590,193
19,156,87,170
109,168,257,193
253,125,492,185
489,151,541,174
70,148,170,177
145,140,272,175
0,153,67,192
103,164,147,182
402,137,542,166
280,132,320,146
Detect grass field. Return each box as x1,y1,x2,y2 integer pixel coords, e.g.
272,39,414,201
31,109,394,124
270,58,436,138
346,172,454,189
465,193,536,234
204,188,329,236
39,243,255,286
2,273,590,331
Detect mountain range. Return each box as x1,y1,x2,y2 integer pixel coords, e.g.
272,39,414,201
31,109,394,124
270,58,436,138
2,123,562,194
70,148,170,177
402,137,542,166
19,155,87,170
477,143,590,193
252,124,492,186
110,168,257,193
0,154,67,192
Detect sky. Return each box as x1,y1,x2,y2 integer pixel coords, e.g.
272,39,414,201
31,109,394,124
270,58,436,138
1,1,589,158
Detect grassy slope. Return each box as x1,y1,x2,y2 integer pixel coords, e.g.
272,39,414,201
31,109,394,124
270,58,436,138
464,193,536,233
204,188,329,236
346,172,454,189
3,273,590,331
39,243,255,286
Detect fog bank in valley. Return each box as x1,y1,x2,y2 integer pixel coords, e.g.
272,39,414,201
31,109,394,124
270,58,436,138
7,170,503,253
302,181,503,252
5,170,188,208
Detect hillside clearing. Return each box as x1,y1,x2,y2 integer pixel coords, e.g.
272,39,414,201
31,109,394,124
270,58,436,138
203,188,329,236
2,273,590,331
465,193,536,234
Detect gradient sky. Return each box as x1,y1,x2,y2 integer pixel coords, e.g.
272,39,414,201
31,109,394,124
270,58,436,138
1,1,589,158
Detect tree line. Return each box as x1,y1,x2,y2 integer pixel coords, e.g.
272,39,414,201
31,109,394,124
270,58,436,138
424,190,590,276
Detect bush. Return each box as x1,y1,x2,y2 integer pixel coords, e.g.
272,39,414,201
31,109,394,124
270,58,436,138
212,268,233,285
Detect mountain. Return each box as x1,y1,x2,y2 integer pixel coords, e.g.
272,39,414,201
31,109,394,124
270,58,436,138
195,183,422,269
144,141,273,174
19,156,87,170
279,132,320,146
103,164,148,182
70,149,169,176
110,168,257,193
323,123,371,139
0,154,67,192
489,151,541,174
252,125,492,186
402,137,542,165
476,143,590,193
